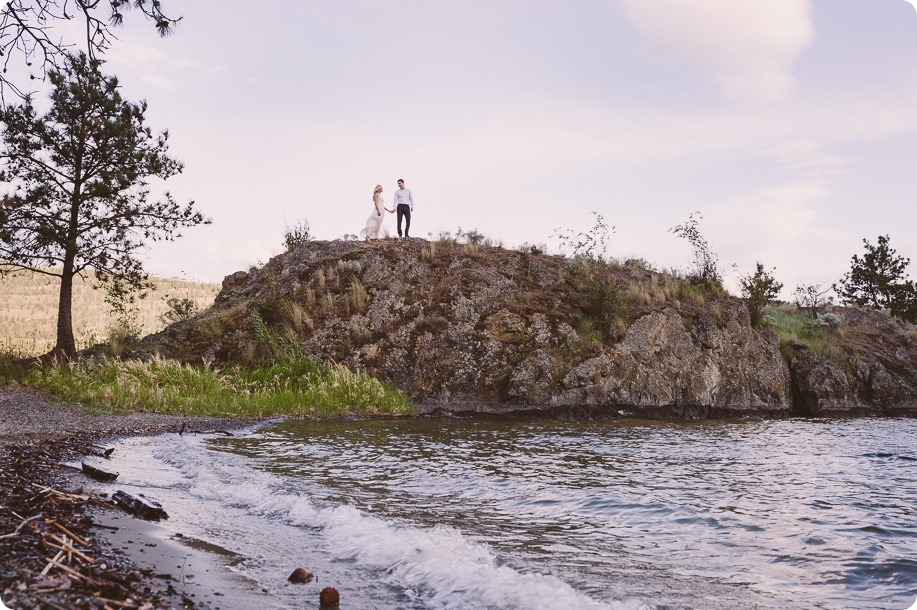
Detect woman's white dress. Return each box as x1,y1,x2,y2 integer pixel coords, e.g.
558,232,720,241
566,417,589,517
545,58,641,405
360,197,389,240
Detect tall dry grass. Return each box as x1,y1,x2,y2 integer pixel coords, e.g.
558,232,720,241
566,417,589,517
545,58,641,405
0,269,219,356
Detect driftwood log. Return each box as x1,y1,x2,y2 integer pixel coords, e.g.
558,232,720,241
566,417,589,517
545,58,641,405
111,491,168,521
81,462,119,482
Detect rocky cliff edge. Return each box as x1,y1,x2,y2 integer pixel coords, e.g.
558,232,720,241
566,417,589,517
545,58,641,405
143,240,917,419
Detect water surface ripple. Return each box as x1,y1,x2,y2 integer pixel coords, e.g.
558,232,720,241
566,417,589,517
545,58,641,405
114,418,916,609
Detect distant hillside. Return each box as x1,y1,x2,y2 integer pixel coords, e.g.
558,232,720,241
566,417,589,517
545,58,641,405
144,239,917,419
0,270,219,356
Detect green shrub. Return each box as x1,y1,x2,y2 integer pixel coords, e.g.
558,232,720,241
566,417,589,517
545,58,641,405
283,219,312,252
160,296,198,325
569,258,625,341
739,262,783,327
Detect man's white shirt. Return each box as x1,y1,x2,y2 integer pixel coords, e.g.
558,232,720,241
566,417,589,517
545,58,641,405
393,188,414,211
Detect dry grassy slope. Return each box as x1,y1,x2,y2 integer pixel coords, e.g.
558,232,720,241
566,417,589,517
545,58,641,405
145,239,917,418
0,269,219,356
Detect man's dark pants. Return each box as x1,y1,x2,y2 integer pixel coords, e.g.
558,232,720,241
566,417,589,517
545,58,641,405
397,204,411,237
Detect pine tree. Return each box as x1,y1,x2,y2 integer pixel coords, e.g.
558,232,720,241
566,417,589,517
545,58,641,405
0,53,208,358
834,235,916,323
1,0,179,98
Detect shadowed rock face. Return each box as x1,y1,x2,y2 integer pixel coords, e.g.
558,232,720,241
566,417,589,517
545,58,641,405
143,240,917,419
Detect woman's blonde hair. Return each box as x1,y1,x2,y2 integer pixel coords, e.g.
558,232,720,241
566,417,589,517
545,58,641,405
374,184,383,194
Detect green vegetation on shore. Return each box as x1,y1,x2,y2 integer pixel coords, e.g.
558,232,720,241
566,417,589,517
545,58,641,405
0,354,413,418
0,306,414,419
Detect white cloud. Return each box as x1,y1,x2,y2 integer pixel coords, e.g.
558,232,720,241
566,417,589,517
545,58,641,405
140,73,173,91
621,0,815,101
105,39,222,90
764,140,851,172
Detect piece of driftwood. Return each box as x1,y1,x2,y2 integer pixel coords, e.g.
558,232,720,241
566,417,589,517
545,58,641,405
47,534,95,564
0,512,44,539
112,491,169,521
81,462,119,482
47,520,89,548
41,555,98,584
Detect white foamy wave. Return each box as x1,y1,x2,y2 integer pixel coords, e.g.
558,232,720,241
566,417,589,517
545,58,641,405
315,503,630,610
137,434,640,610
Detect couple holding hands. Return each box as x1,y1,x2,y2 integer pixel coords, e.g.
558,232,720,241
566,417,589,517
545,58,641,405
360,178,414,241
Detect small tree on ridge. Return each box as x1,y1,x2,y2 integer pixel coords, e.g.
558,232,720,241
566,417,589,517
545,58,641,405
834,234,917,322
669,211,720,285
739,262,783,327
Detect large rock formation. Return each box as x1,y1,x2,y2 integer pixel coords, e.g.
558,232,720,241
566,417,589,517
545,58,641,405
144,240,917,419
552,306,790,418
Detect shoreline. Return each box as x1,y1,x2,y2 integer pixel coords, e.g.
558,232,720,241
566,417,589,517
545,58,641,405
0,387,262,609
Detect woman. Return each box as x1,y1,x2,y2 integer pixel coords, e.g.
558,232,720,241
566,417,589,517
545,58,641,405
360,184,393,241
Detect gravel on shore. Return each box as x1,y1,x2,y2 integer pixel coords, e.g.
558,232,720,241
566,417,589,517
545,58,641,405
0,386,257,610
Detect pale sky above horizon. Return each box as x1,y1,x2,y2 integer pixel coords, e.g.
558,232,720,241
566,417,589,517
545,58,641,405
14,1,917,296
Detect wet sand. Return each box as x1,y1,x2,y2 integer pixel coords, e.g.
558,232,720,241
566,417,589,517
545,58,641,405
89,509,275,609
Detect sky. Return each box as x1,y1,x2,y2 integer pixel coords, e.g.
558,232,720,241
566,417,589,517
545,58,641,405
15,0,917,296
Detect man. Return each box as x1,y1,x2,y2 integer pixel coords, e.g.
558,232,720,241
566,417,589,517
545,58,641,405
392,178,414,238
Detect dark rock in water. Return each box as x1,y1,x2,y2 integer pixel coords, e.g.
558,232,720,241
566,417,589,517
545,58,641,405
287,567,314,583
319,586,340,606
81,462,118,482
112,490,168,521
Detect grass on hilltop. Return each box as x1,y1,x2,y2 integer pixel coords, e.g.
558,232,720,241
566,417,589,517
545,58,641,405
764,304,842,361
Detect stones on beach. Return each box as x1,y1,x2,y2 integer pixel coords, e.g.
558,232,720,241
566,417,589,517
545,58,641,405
287,567,314,583
89,446,115,459
319,586,340,607
81,462,119,482
111,490,168,521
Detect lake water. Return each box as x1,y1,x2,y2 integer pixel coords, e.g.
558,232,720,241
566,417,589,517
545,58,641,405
104,417,917,609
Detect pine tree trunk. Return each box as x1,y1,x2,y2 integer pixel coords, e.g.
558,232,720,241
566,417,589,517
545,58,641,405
54,150,83,361
53,260,77,360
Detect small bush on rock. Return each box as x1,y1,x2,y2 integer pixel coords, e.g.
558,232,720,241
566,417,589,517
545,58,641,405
669,212,720,286
160,297,197,325
738,262,783,327
283,219,312,252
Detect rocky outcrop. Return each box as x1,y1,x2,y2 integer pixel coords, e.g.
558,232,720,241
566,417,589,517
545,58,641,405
787,308,917,417
143,240,917,419
550,306,790,418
